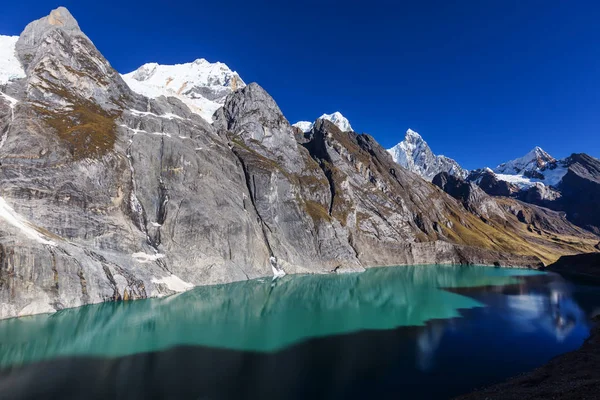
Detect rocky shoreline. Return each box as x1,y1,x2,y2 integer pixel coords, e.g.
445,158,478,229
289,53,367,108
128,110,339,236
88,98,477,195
546,252,600,282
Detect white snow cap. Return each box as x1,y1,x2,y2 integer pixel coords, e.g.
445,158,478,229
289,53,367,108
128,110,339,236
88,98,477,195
0,36,26,85
319,112,353,132
405,128,422,140
492,146,567,188
387,128,467,181
494,146,556,175
292,111,353,133
122,58,245,123
292,121,314,133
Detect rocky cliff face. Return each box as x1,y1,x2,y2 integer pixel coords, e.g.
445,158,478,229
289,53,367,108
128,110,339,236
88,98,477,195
0,8,597,319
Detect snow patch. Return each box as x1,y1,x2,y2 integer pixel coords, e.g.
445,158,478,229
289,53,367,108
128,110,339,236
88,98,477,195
292,121,314,133
152,274,194,292
270,256,286,278
132,252,165,263
119,124,172,137
0,36,26,85
0,92,19,109
129,109,183,120
0,197,55,245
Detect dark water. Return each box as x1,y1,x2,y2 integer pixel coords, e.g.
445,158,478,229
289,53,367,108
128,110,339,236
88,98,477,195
0,265,598,399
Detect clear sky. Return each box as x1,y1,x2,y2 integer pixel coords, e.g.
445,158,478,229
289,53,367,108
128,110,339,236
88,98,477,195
1,1,599,169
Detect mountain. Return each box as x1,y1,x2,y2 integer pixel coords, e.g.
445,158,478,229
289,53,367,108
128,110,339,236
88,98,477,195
0,7,597,319
492,146,568,188
292,111,353,133
468,148,600,234
387,129,467,181
122,59,245,123
533,153,600,234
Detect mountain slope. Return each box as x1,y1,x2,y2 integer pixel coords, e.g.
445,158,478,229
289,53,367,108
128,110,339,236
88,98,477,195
388,129,467,181
0,7,597,319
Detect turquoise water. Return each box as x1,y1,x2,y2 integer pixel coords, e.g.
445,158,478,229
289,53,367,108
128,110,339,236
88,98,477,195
0,265,543,367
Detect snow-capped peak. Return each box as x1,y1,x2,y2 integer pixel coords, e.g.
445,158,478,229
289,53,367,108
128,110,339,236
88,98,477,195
319,112,353,132
405,128,422,140
494,146,556,175
387,129,467,181
0,35,26,85
121,59,246,123
292,111,353,133
292,121,314,132
491,146,566,189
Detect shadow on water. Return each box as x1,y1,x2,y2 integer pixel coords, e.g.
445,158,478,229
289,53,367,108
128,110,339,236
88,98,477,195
0,265,598,400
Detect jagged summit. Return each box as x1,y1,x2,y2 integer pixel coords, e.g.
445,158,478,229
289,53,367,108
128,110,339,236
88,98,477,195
388,129,467,181
293,111,353,133
122,58,246,123
488,146,566,189
45,6,80,30
405,128,422,139
16,7,85,71
494,146,557,175
11,6,130,113
319,112,352,132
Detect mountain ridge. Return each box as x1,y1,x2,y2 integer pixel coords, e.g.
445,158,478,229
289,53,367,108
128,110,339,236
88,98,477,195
0,7,597,320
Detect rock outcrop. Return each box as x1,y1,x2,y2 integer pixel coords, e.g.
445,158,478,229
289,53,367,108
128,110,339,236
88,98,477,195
0,7,598,319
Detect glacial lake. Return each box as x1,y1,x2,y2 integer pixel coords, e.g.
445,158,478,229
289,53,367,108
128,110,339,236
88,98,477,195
0,265,599,399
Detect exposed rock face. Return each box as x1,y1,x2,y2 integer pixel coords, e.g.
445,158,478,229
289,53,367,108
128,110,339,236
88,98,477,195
16,7,131,113
433,172,503,218
433,172,597,260
0,8,597,319
388,129,467,181
467,168,518,197
555,154,600,233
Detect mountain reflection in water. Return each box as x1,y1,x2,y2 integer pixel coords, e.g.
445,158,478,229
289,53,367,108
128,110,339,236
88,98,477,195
0,265,598,400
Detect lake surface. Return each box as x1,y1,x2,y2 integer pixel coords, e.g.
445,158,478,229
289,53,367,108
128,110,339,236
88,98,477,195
0,265,598,399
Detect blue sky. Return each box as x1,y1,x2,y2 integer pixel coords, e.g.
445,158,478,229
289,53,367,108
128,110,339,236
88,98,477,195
2,1,599,169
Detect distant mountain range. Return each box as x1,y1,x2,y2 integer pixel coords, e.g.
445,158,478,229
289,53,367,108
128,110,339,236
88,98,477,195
381,126,600,234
